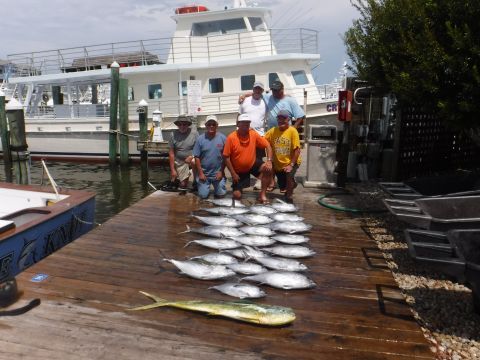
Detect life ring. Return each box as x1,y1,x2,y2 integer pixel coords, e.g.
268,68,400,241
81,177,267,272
42,94,49,102
175,5,208,14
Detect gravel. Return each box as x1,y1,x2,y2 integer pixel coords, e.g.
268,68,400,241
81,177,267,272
334,182,480,360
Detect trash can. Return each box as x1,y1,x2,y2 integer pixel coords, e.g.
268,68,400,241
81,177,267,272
303,125,337,187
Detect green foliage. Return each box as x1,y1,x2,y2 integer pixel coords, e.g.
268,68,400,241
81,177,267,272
345,0,480,130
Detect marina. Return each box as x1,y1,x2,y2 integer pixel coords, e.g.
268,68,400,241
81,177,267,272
3,187,433,359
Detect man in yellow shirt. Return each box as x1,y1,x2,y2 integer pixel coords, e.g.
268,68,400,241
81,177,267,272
264,110,301,203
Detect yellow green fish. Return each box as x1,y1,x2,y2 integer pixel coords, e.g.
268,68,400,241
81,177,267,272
129,291,295,326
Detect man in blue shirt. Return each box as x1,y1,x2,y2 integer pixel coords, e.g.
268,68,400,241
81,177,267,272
193,115,227,199
264,80,305,130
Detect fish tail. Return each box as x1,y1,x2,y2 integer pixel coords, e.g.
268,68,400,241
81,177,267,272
127,291,171,311
178,225,191,235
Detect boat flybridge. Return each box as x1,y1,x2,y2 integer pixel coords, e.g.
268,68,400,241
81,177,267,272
4,0,342,160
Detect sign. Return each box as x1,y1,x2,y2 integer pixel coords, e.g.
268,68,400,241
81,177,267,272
187,80,202,116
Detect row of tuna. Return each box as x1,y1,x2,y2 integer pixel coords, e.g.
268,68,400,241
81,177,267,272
164,197,316,299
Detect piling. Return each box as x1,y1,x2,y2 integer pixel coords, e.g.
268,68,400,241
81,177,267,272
109,62,120,164
0,94,13,182
137,100,149,182
6,99,30,184
119,78,129,165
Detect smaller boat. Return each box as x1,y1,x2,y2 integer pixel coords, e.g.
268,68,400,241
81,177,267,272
0,182,95,280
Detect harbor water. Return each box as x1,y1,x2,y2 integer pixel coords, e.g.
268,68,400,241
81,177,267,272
0,160,170,224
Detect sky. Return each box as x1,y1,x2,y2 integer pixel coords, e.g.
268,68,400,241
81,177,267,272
0,0,359,84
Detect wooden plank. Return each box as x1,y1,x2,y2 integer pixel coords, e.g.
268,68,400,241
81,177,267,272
8,189,434,359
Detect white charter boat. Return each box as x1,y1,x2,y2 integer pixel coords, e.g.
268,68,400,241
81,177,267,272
2,0,342,161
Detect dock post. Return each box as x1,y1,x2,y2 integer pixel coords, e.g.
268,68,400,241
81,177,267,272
6,99,30,185
119,78,129,165
109,62,120,164
0,93,13,182
137,99,149,182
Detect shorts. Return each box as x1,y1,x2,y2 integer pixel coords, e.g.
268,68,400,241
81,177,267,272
275,164,299,190
256,148,266,163
232,159,264,191
196,177,227,199
174,160,191,181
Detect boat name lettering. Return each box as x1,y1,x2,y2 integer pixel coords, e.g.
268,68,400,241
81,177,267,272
326,103,338,112
43,212,86,258
0,252,14,281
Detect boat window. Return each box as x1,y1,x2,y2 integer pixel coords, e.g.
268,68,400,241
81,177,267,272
178,81,188,96
292,70,309,85
268,73,280,88
148,84,162,99
209,78,224,93
128,87,134,101
191,18,247,36
241,75,255,91
248,17,265,31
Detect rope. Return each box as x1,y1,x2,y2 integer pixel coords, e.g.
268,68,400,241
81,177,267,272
71,212,102,227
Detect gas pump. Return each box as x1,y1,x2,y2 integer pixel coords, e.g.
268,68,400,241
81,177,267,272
150,109,163,142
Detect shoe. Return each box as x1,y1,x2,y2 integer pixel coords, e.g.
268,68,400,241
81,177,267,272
256,198,270,205
283,196,294,204
253,179,261,190
266,184,276,192
280,188,287,194
214,194,226,199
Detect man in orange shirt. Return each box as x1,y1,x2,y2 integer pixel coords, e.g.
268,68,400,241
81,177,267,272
223,114,273,203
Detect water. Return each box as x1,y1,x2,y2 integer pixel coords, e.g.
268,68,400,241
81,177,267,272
0,160,170,224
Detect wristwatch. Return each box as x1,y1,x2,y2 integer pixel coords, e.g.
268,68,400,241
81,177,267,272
267,158,272,161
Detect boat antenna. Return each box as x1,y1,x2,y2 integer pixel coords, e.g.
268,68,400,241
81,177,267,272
41,159,60,200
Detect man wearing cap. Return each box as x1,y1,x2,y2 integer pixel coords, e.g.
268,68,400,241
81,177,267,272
168,115,198,191
193,115,227,199
264,80,305,130
265,109,301,203
223,114,273,203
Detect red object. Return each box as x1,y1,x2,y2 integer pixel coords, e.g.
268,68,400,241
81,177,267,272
175,5,208,14
338,90,353,122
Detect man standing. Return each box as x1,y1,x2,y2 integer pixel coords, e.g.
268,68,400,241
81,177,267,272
264,80,305,131
265,110,301,203
223,114,273,203
168,115,198,191
193,115,227,199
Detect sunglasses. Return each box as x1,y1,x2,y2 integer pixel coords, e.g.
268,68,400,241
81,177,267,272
177,122,190,126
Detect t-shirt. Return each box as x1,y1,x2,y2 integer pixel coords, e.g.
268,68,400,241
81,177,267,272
168,128,198,162
239,96,266,136
223,129,269,174
263,93,305,130
193,132,226,178
264,126,302,172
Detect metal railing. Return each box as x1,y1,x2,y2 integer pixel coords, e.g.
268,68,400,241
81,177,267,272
7,28,318,78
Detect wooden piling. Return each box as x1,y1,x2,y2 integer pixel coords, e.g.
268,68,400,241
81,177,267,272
137,100,149,181
109,62,120,164
0,94,13,182
119,78,129,165
6,100,30,184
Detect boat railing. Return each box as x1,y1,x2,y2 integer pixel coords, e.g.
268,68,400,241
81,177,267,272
7,28,318,77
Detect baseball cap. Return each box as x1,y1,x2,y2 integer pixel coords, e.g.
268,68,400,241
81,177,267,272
174,115,192,126
277,109,291,119
237,113,251,122
270,80,284,90
253,81,264,90
205,115,218,124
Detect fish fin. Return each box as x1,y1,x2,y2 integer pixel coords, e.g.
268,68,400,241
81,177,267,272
184,241,194,248
127,291,169,311
178,225,191,235
139,291,165,303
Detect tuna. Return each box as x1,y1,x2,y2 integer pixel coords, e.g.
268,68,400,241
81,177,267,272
180,225,244,238
269,221,312,234
164,259,235,280
242,271,316,290
209,282,266,299
262,245,316,258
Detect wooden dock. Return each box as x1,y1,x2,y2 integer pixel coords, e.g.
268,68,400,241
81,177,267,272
3,188,434,359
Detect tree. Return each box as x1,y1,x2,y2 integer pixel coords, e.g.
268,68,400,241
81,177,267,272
344,0,480,133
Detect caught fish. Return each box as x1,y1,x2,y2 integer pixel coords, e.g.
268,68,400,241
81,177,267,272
254,256,308,272
249,205,277,215
185,239,241,250
164,259,235,280
269,221,312,234
271,234,310,245
270,213,304,222
191,215,243,227
224,245,267,260
189,253,239,265
242,271,316,290
130,291,295,326
262,245,316,258
226,262,268,275
200,207,250,216
270,198,298,213
239,225,276,237
207,199,246,207
232,214,274,226
180,225,244,238
209,282,266,299
228,235,276,247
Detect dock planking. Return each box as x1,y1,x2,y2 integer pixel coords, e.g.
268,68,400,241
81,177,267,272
5,189,434,359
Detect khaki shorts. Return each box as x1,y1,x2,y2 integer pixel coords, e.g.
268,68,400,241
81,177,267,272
175,160,192,181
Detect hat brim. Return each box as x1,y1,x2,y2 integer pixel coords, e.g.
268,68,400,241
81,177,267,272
174,120,192,125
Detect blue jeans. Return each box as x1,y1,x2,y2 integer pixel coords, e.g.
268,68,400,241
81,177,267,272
196,176,227,199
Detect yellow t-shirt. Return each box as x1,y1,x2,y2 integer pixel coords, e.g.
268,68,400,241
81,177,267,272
265,126,301,172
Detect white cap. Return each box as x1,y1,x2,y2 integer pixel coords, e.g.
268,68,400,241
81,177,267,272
205,115,218,124
237,113,251,122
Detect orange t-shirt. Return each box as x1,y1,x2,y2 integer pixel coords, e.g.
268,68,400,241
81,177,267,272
223,129,269,173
